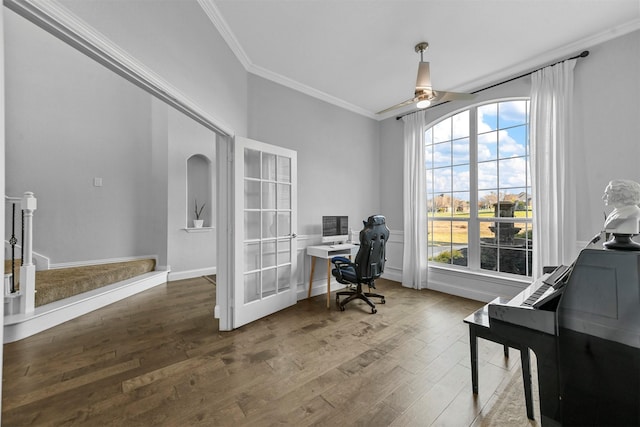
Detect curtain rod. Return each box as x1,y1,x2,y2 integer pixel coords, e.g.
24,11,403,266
395,50,590,120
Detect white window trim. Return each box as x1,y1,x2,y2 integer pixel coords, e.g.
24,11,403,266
424,97,532,279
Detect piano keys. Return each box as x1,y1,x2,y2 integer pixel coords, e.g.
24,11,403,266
487,264,571,335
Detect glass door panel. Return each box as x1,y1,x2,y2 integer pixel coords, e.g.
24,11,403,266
234,137,297,328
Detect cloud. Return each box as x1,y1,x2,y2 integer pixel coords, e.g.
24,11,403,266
429,168,451,192
499,100,528,124
499,157,527,187
427,100,530,200
498,129,526,157
428,143,450,166
478,161,497,189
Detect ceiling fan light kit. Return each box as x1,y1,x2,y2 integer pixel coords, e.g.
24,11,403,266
416,99,431,109
376,41,474,115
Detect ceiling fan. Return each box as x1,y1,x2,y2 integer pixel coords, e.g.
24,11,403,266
377,42,474,115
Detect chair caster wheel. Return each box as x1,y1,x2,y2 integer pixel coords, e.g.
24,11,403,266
371,308,377,314
381,299,386,304
339,305,345,311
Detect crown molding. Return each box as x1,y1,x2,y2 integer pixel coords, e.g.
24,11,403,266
200,0,640,122
197,0,377,120
248,63,377,120
14,0,637,124
4,0,235,136
196,0,250,70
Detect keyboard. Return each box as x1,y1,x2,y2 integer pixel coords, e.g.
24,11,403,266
329,244,356,250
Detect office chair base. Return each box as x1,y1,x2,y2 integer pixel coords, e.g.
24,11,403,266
336,289,385,314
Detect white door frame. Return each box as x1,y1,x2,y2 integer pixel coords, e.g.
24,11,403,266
215,136,298,330
215,134,233,330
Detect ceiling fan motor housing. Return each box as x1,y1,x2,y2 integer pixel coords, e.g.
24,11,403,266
415,42,429,54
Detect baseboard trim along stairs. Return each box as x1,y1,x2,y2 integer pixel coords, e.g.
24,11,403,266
3,270,168,343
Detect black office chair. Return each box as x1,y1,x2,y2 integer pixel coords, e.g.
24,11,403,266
332,215,390,314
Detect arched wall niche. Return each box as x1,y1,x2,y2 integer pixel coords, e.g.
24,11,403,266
187,154,212,227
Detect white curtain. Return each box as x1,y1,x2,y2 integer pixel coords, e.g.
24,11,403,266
530,59,578,277
402,112,428,289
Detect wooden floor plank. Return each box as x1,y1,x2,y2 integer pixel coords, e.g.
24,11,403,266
2,277,524,426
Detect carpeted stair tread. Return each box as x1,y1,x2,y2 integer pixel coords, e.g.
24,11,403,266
34,259,156,307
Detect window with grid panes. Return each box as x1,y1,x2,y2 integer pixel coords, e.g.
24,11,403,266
425,99,532,276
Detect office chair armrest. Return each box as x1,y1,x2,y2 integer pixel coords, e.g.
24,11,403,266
331,256,356,283
331,256,351,265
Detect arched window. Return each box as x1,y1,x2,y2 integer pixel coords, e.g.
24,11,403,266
426,99,532,276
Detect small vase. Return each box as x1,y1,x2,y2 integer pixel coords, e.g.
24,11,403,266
193,219,204,228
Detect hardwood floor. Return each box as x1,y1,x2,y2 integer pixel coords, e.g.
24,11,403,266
2,277,523,426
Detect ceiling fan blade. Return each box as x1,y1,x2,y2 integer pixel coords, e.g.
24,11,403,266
415,61,432,91
376,97,416,115
433,90,476,103
379,42,476,115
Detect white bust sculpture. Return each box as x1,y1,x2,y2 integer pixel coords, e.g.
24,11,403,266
603,179,640,235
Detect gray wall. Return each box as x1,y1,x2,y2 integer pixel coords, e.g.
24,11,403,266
5,9,157,263
166,107,217,276
378,117,404,232
573,30,640,240
5,5,221,272
59,0,247,136
247,75,381,237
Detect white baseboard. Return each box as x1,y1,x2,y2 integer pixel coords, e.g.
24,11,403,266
382,267,402,283
4,270,168,343
168,267,216,282
426,267,528,303
48,254,159,270
426,279,502,303
296,278,347,301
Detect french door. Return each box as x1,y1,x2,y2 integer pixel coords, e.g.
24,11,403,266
232,137,297,327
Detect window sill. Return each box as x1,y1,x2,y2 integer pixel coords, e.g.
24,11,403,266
183,227,215,233
428,263,532,285
427,263,534,302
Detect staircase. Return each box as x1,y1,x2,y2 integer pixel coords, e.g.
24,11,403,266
34,258,157,306
3,192,168,342
4,269,168,344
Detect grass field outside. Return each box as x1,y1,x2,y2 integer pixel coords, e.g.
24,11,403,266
428,209,532,245
427,209,533,275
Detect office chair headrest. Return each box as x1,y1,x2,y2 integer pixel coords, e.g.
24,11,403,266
364,215,386,227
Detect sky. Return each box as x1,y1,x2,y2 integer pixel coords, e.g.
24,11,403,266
426,100,530,208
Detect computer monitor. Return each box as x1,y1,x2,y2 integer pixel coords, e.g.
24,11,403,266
321,215,349,244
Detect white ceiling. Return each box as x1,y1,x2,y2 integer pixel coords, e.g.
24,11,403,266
207,0,640,120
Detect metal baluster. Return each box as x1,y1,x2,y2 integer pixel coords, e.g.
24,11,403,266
9,203,17,293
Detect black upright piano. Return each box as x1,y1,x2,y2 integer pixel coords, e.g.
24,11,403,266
488,248,640,426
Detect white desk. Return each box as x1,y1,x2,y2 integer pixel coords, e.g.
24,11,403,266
307,243,359,308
